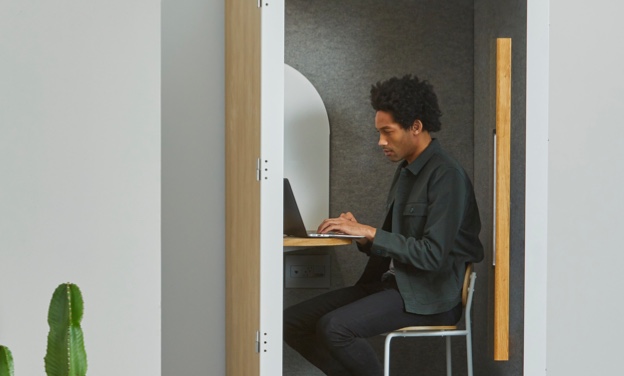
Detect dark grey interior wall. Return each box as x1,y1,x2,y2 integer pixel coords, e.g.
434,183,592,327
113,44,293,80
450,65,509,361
473,0,526,375
285,1,476,375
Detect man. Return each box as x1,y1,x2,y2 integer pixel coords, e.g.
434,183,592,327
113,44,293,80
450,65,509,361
283,75,484,376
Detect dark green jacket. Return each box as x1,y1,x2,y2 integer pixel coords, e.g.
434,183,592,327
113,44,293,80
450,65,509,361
357,139,484,314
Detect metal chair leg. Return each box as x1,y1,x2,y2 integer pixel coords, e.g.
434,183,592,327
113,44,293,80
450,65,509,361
466,332,473,376
384,333,394,376
446,336,452,376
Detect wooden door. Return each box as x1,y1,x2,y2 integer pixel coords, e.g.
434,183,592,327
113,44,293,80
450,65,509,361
226,1,284,375
225,0,261,374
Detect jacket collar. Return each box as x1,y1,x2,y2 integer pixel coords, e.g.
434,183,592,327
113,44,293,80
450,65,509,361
384,139,440,210
403,138,440,176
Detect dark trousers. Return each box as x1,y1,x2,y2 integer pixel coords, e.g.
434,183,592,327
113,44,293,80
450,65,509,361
283,277,462,376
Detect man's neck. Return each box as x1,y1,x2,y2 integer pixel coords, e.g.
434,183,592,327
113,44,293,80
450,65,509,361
405,132,432,164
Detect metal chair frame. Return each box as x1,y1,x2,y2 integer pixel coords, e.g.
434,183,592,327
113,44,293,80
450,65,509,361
383,266,477,376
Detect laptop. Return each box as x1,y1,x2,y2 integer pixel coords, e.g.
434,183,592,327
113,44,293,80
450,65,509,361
283,178,363,239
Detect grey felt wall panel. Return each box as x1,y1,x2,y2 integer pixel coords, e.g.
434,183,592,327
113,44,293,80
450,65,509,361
473,0,526,374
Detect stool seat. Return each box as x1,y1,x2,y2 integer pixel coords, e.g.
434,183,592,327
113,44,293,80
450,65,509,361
393,325,457,332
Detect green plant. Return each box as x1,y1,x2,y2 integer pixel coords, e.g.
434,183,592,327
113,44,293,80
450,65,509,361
0,345,14,376
44,283,88,376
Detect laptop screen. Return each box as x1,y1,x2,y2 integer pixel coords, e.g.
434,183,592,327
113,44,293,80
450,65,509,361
283,178,310,237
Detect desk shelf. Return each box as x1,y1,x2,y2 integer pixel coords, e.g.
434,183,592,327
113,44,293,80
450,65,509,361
283,236,352,247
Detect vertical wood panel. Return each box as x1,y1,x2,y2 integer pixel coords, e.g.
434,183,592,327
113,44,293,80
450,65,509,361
494,37,511,361
225,0,261,375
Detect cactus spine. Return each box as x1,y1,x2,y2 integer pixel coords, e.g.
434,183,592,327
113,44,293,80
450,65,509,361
0,346,14,376
44,283,87,376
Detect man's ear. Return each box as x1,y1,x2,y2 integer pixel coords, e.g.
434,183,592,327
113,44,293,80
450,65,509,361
411,120,424,135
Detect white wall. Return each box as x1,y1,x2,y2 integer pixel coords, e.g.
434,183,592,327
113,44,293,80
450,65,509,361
161,0,225,374
525,2,549,375
547,0,624,374
0,1,161,375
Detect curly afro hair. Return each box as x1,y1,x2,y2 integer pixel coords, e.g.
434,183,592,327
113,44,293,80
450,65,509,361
370,75,442,132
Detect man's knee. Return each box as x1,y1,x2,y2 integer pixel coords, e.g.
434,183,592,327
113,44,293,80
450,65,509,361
316,313,351,347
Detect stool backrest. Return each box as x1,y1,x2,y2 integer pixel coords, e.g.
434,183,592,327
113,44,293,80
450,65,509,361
461,263,474,307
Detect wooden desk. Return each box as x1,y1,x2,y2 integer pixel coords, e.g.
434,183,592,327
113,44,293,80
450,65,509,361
283,236,352,247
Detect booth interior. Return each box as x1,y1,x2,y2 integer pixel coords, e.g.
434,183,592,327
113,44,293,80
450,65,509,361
283,0,527,375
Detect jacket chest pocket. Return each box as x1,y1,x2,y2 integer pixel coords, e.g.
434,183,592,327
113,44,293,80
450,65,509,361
401,202,428,237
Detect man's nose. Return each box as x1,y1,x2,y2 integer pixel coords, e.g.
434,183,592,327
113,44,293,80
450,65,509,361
378,135,387,146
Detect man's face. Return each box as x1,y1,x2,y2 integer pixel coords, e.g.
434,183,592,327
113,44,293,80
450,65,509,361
375,110,419,163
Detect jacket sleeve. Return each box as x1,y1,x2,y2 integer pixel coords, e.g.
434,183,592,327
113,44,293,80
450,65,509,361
369,166,469,271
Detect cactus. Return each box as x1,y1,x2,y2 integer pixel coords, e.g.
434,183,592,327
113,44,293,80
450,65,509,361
0,346,14,376
44,283,87,376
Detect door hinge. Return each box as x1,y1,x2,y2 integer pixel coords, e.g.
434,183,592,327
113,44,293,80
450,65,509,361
255,330,261,353
258,0,262,8
256,158,269,181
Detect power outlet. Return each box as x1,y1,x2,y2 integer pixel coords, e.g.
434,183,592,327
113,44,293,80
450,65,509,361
284,254,331,288
290,264,326,278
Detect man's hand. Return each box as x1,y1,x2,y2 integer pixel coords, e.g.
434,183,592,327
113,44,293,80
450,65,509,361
317,212,376,245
